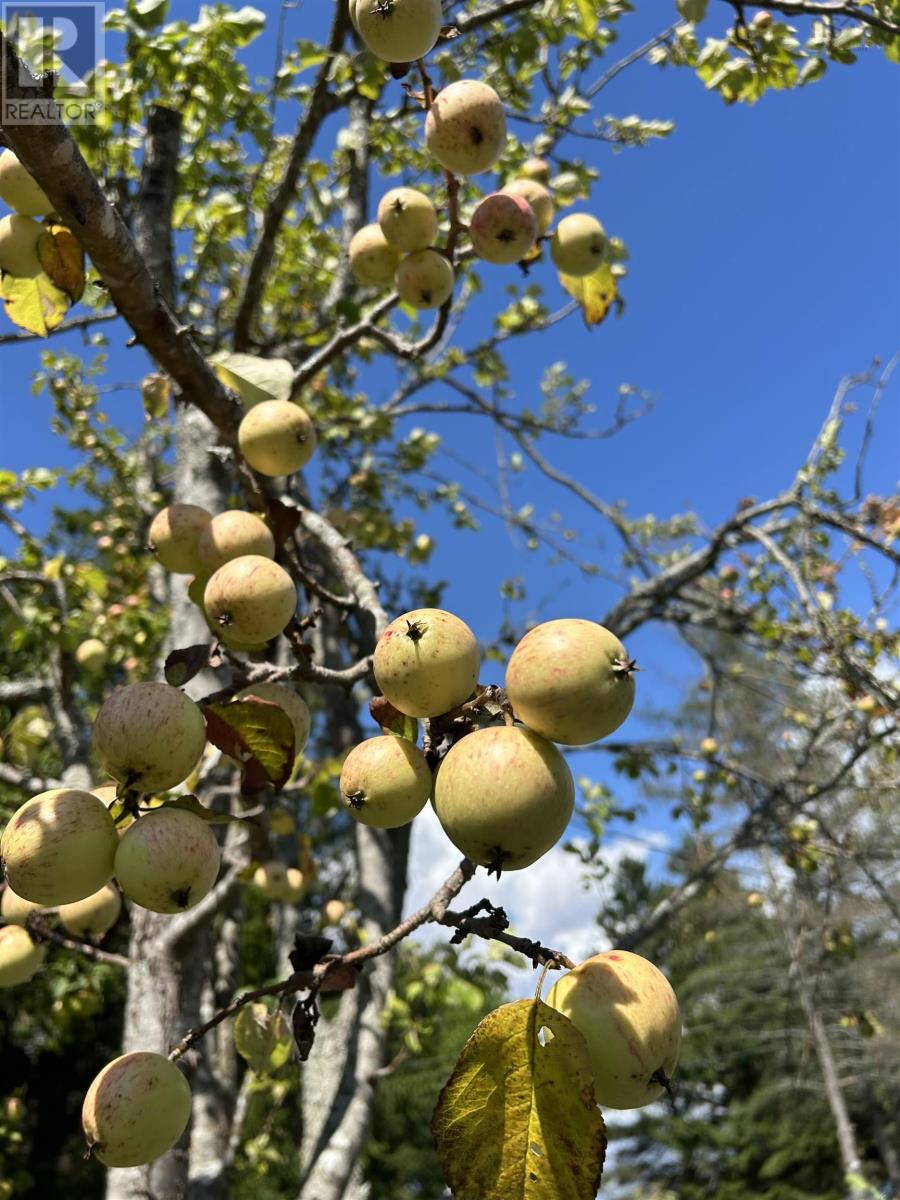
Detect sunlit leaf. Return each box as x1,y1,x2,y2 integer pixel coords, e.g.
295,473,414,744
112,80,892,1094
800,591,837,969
558,263,618,329
0,272,70,335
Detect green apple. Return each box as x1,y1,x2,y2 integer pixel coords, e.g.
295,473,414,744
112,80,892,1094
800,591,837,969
82,1052,192,1167
0,925,46,987
58,884,122,938
547,950,681,1109
377,187,438,252
505,618,636,745
340,735,432,828
147,503,212,574
355,0,442,62
197,510,275,572
114,807,220,914
203,555,297,645
373,607,480,718
550,213,606,277
93,682,207,792
0,151,54,216
348,223,402,287
432,725,574,871
237,399,316,477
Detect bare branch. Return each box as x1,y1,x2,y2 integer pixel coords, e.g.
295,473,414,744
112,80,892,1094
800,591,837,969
25,912,131,969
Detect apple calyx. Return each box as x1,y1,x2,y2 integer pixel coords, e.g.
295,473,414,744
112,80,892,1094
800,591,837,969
648,1066,674,1099
345,789,367,810
486,846,511,879
612,656,639,678
404,619,426,642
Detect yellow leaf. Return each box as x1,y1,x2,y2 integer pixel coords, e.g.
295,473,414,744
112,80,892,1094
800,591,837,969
37,224,85,302
0,272,70,335
558,263,618,328
432,999,606,1200
142,373,172,420
43,554,65,580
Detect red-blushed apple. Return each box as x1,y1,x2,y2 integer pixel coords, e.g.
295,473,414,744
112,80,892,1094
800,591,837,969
1,788,119,905
82,1051,192,1167
340,735,432,828
501,177,554,234
0,883,43,926
92,682,207,792
424,80,507,176
546,950,681,1109
468,192,538,265
505,618,636,745
432,725,574,872
373,607,480,717
114,806,220,914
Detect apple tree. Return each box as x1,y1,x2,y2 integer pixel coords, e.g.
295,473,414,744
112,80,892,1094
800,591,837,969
0,2,898,1199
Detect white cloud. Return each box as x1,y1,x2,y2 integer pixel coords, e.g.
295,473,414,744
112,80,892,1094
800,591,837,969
407,805,670,998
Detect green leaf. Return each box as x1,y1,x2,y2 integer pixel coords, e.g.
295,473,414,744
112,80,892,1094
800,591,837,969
129,0,169,29
432,999,606,1200
234,1002,293,1074
676,0,708,22
210,351,295,406
163,794,244,825
203,699,295,793
142,373,172,420
573,0,597,38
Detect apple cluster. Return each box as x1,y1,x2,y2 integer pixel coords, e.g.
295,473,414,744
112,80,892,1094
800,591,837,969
346,17,607,305
337,608,636,876
0,150,56,279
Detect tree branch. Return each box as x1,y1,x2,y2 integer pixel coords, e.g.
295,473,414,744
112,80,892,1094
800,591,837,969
727,0,900,38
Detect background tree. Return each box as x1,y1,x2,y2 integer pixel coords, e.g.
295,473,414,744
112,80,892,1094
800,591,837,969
0,2,897,1198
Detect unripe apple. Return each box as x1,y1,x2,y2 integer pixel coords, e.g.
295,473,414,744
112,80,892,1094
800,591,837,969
1,789,118,905
425,80,507,176
238,399,317,476
547,950,681,1109
396,248,455,309
699,736,719,756
501,177,554,234
0,151,54,216
147,503,212,574
550,213,607,277
505,619,636,745
746,891,763,907
203,555,296,646
236,681,311,757
58,884,122,938
283,867,306,902
0,213,44,278
468,192,537,265
355,0,442,63
75,637,108,674
93,682,207,792
322,898,346,925
433,725,574,871
197,509,275,573
253,859,291,900
82,1051,192,1167
374,607,480,717
348,223,402,287
1,884,43,926
0,925,47,987
752,10,773,27
340,735,432,828
114,807,220,913
519,157,551,184
377,187,439,252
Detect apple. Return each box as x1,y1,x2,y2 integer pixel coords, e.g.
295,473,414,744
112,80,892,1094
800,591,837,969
283,867,306,902
252,860,292,900
197,510,275,573
92,682,207,792
1,788,119,905
147,504,212,575
340,735,432,828
377,187,438,252
550,213,607,277
82,1051,192,1167
58,884,122,938
425,80,507,176
432,725,574,871
203,555,297,645
518,157,551,184
505,618,636,745
75,637,108,673
373,607,480,717
348,223,402,287
0,925,47,987
1,884,44,926
355,0,442,63
236,681,311,757
501,177,554,234
322,898,346,925
237,399,316,477
547,950,681,1109
114,807,221,913
468,192,537,265
395,249,455,309
0,213,44,278
0,151,54,216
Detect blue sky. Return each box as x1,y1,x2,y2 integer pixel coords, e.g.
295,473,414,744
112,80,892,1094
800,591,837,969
1,4,898,906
